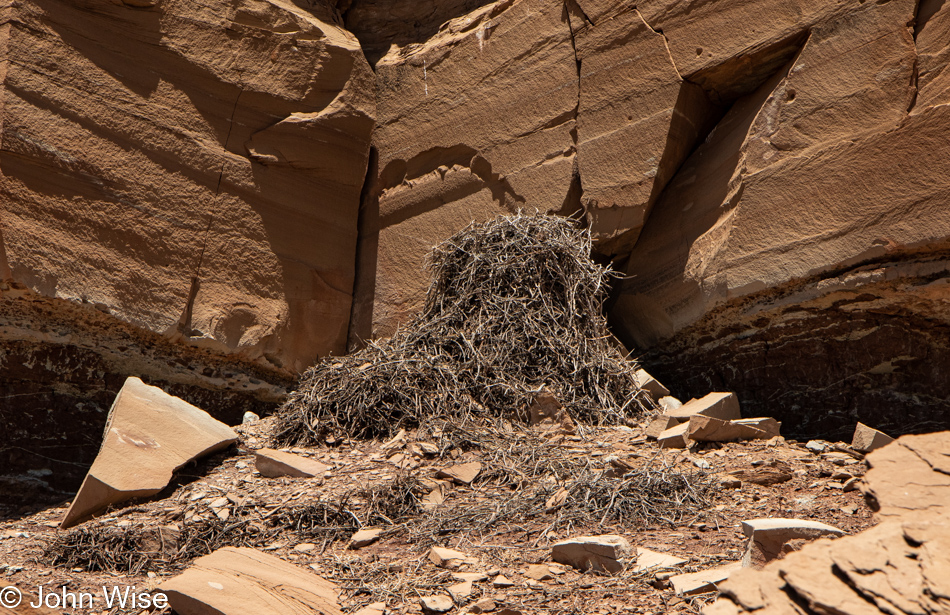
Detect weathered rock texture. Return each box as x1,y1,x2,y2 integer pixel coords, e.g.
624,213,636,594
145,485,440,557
1,0,374,373
608,0,950,437
352,0,580,340
351,0,950,443
161,546,344,615
0,0,372,502
705,432,950,615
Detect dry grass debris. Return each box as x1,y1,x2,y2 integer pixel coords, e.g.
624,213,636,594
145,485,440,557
275,214,651,444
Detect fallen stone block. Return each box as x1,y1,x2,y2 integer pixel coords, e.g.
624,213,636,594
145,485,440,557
688,416,781,442
524,564,554,580
632,547,688,572
160,546,343,615
62,377,238,528
470,597,496,613
437,462,482,485
671,562,742,596
636,369,670,400
645,415,680,440
741,518,844,568
255,448,329,479
447,580,473,601
657,422,689,448
852,422,895,453
667,392,741,423
429,546,478,569
551,534,633,573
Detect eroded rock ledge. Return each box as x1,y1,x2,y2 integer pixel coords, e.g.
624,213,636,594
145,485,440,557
623,250,950,440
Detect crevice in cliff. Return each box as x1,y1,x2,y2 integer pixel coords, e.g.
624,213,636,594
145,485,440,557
346,145,379,353
562,0,588,225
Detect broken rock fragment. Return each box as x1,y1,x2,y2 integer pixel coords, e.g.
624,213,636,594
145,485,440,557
62,377,237,528
688,416,781,443
645,415,680,440
851,422,895,453
429,546,478,569
636,369,671,400
741,518,844,568
633,548,688,573
551,534,633,573
437,462,483,485
420,595,454,614
255,448,330,479
657,422,690,449
671,563,742,596
349,528,383,550
667,392,742,423
160,546,343,615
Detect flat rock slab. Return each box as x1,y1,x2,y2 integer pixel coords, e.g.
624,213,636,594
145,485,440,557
633,547,688,572
741,518,844,568
62,377,237,528
667,392,741,423
349,528,383,549
160,546,343,615
353,603,386,615
255,448,329,479
852,422,895,453
420,595,453,614
552,534,633,574
862,431,950,517
437,462,482,485
671,562,742,596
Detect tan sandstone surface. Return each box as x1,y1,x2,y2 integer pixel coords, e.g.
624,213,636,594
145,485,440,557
0,0,374,372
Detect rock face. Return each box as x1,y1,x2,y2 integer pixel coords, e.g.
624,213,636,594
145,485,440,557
609,0,950,438
62,377,237,528
1,0,374,372
351,0,580,340
1,0,371,502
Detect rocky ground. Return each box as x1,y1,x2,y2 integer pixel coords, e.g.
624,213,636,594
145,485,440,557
0,414,876,615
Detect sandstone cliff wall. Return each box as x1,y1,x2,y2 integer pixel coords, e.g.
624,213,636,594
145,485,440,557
3,0,950,497
0,0,372,496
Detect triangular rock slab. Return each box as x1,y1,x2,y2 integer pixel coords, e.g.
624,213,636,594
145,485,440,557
62,377,237,528
160,546,343,615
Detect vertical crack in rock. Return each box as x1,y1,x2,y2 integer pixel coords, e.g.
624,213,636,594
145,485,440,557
636,9,682,80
